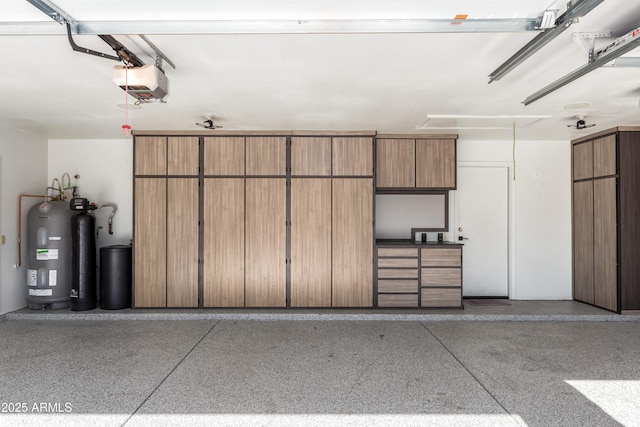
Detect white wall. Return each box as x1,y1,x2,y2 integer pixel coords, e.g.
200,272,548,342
457,137,572,300
0,126,48,315
48,139,133,254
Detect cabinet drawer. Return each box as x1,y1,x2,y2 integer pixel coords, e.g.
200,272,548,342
378,248,418,257
377,269,418,279
421,248,461,267
378,293,418,308
421,268,461,286
378,279,418,293
378,258,418,268
421,288,461,307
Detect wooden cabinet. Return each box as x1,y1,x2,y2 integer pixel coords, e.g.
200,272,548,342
245,178,287,307
376,247,418,307
203,178,245,307
376,139,415,187
416,139,456,189
375,244,463,308
332,178,373,307
333,137,373,176
420,247,462,308
375,135,457,189
135,136,166,175
134,136,199,308
572,180,594,304
167,178,199,307
291,137,331,176
134,178,167,307
290,179,332,307
246,137,286,176
133,131,375,309
204,137,244,175
572,127,640,313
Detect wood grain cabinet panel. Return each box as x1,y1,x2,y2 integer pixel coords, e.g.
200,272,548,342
376,139,415,187
332,137,373,176
378,294,418,307
291,178,332,307
421,268,461,287
421,248,462,267
203,178,245,307
573,141,593,181
134,178,167,307
377,258,418,268
291,137,332,176
377,280,418,293
415,139,456,189
332,178,373,307
246,137,286,176
377,269,418,279
421,288,461,307
168,137,199,176
593,135,616,178
378,248,418,257
135,136,166,175
245,178,286,307
167,179,199,307
573,180,594,304
593,178,617,311
204,137,245,175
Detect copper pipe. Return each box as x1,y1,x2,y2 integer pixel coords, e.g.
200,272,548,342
17,194,48,268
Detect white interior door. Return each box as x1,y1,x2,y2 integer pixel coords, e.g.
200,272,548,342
456,165,509,297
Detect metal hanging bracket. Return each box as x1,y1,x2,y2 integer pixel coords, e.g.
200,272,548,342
572,31,613,63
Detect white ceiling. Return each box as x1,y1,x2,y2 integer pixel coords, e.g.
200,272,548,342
2,0,640,140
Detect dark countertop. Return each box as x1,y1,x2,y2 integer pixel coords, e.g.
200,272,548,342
376,239,463,247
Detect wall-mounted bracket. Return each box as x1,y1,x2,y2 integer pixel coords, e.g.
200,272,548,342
572,31,613,63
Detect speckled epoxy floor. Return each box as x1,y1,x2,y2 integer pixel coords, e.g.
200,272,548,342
1,303,639,426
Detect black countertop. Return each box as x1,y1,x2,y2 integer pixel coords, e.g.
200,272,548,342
376,239,463,247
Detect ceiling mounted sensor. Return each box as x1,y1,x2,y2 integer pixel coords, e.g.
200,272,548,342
567,116,596,129
196,115,223,129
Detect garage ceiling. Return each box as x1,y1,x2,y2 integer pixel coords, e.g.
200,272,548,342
2,0,640,140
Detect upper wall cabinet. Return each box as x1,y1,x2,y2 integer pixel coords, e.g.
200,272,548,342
333,137,373,176
246,136,287,176
135,136,166,175
291,137,332,176
135,136,199,176
376,135,457,190
204,136,245,176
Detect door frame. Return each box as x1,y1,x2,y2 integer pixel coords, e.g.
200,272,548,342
452,161,515,299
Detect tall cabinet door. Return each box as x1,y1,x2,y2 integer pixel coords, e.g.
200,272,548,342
573,180,594,304
134,178,167,307
203,178,245,307
245,178,286,307
593,178,617,311
332,178,373,307
291,179,332,307
167,178,199,307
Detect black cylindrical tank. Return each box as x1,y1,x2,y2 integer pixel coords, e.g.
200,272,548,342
100,245,132,310
26,200,74,309
70,213,96,311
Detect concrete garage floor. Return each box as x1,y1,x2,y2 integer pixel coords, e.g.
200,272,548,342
1,302,639,426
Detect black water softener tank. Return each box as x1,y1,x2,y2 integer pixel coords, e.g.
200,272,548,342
70,199,97,311
100,245,132,309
